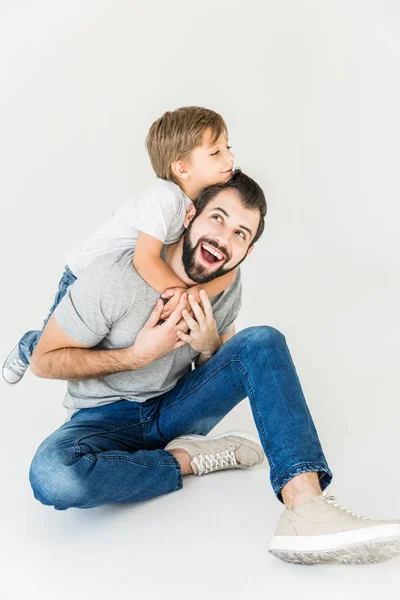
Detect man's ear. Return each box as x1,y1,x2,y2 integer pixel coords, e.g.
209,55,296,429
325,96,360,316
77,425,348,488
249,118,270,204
171,158,191,182
247,245,255,256
184,204,197,228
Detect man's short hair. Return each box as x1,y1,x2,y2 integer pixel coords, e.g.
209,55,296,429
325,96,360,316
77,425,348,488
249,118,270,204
194,169,267,245
146,106,227,181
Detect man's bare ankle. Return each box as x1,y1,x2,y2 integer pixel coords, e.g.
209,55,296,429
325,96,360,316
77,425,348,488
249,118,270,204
168,448,193,475
281,472,322,509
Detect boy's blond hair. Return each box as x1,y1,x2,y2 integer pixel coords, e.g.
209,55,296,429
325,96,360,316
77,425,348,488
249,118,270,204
146,106,227,181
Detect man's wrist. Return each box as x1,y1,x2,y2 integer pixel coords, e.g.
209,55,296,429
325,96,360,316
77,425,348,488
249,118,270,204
199,336,222,358
126,344,154,371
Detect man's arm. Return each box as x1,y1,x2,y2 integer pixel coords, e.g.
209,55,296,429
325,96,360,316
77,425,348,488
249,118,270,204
30,315,141,380
31,295,189,380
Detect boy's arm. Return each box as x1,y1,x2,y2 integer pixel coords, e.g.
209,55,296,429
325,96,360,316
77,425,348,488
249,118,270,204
133,231,187,294
190,269,237,302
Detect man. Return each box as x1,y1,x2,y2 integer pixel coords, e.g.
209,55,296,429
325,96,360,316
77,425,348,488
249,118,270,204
29,171,400,565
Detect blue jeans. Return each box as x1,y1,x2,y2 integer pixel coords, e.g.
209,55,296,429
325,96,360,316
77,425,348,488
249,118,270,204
19,266,77,365
29,326,333,510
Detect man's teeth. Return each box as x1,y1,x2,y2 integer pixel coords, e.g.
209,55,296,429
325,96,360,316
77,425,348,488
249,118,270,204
201,243,223,260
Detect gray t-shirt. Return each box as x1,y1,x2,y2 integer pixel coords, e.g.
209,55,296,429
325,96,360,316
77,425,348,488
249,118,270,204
54,249,242,418
66,179,193,276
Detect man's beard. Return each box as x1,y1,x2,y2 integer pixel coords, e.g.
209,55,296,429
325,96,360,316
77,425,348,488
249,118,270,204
181,220,248,284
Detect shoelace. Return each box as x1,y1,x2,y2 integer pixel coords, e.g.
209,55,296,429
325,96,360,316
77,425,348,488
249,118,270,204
322,491,368,520
8,357,28,376
192,447,237,475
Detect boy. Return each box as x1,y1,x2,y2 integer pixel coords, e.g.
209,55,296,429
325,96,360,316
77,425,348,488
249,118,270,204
3,106,236,383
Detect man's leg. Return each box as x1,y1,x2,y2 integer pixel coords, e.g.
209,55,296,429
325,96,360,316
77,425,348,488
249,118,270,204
29,400,182,510
148,326,400,564
145,325,331,500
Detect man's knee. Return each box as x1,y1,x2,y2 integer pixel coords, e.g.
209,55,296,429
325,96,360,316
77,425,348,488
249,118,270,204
234,325,286,352
29,444,84,510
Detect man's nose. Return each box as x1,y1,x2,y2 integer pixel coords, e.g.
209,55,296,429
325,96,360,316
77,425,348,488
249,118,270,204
213,235,231,259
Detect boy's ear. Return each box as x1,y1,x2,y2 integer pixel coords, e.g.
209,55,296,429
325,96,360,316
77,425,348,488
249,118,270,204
171,158,191,181
184,204,197,228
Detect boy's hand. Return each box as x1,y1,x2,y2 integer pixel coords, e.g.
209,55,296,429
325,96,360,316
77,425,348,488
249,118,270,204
161,286,188,320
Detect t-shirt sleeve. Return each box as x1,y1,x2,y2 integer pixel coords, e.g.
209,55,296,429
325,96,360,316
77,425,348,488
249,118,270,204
217,269,243,336
54,260,134,346
133,188,180,243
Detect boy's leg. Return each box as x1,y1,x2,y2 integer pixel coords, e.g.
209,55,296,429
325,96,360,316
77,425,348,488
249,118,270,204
147,325,332,502
18,266,77,365
29,400,182,510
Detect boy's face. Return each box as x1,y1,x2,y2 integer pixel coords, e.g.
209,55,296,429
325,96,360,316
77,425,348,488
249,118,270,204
181,189,260,284
186,128,235,189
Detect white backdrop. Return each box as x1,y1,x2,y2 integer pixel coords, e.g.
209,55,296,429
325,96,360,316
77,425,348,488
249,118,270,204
1,1,399,598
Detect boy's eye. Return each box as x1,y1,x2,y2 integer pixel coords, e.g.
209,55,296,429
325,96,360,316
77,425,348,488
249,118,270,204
210,150,220,156
227,145,232,150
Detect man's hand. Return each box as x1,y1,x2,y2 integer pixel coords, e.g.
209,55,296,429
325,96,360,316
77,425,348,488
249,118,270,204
176,289,221,356
130,293,189,369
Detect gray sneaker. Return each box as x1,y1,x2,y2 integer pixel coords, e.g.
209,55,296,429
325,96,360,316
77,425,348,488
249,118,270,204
2,342,28,384
269,491,400,564
165,430,264,476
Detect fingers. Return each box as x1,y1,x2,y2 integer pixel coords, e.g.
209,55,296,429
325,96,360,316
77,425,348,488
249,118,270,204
187,293,205,327
173,339,187,351
176,330,192,344
145,299,164,329
161,309,172,320
175,317,189,333
198,289,213,321
161,289,175,300
166,293,187,326
182,308,198,332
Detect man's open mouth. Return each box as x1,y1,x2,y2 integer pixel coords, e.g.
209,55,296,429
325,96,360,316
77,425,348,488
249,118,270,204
199,242,226,265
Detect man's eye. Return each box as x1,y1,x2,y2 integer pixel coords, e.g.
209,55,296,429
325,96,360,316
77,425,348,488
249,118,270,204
236,231,246,239
212,215,223,222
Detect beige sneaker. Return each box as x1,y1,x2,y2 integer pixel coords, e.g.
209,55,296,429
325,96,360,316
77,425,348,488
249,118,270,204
269,491,400,564
165,430,264,476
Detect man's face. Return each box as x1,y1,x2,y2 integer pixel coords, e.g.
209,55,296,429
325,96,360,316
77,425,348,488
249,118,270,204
181,189,260,284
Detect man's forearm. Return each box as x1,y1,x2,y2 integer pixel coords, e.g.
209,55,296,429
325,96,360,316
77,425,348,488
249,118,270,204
32,346,142,380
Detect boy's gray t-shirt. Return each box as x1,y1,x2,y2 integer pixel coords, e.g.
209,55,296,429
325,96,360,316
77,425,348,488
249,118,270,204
54,249,242,419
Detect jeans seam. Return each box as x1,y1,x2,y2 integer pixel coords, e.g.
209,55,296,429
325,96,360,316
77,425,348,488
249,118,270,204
236,359,278,482
82,451,178,469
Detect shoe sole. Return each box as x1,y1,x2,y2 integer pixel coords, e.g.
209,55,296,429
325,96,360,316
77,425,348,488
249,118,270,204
269,525,400,564
2,341,27,384
167,429,265,465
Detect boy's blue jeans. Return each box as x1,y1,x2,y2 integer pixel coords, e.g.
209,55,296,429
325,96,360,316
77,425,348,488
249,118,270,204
29,326,333,510
19,266,77,365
